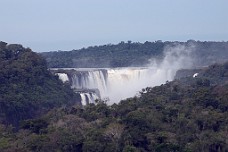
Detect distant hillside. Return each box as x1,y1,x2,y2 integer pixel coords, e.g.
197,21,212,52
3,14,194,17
41,40,228,68
1,62,227,152
0,41,80,127
176,62,228,84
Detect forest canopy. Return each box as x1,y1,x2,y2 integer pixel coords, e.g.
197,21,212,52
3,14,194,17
41,40,228,68
0,41,80,127
0,58,227,151
0,41,227,151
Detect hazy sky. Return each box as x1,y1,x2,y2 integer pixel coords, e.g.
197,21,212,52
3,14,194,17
1,0,228,52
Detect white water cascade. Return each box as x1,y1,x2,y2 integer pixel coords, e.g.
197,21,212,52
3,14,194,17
79,92,99,105
53,45,193,105
54,67,177,105
55,73,69,83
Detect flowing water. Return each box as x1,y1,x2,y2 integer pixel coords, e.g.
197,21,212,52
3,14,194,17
53,67,177,105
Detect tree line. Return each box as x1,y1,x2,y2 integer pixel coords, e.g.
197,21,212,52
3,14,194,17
41,40,228,68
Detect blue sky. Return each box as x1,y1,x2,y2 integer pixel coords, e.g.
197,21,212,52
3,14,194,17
1,0,228,52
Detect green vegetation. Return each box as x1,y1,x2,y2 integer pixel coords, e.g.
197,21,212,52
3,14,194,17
0,42,80,127
41,40,228,68
0,61,227,152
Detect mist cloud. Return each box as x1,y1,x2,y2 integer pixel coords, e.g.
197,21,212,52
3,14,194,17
56,44,196,105
106,44,195,104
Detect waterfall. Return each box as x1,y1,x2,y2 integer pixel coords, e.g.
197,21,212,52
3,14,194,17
106,68,155,103
80,92,99,105
55,73,69,83
71,70,108,96
53,45,193,105
54,67,177,105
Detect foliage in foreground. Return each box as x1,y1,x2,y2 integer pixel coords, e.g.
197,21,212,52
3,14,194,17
0,42,80,127
0,62,228,152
